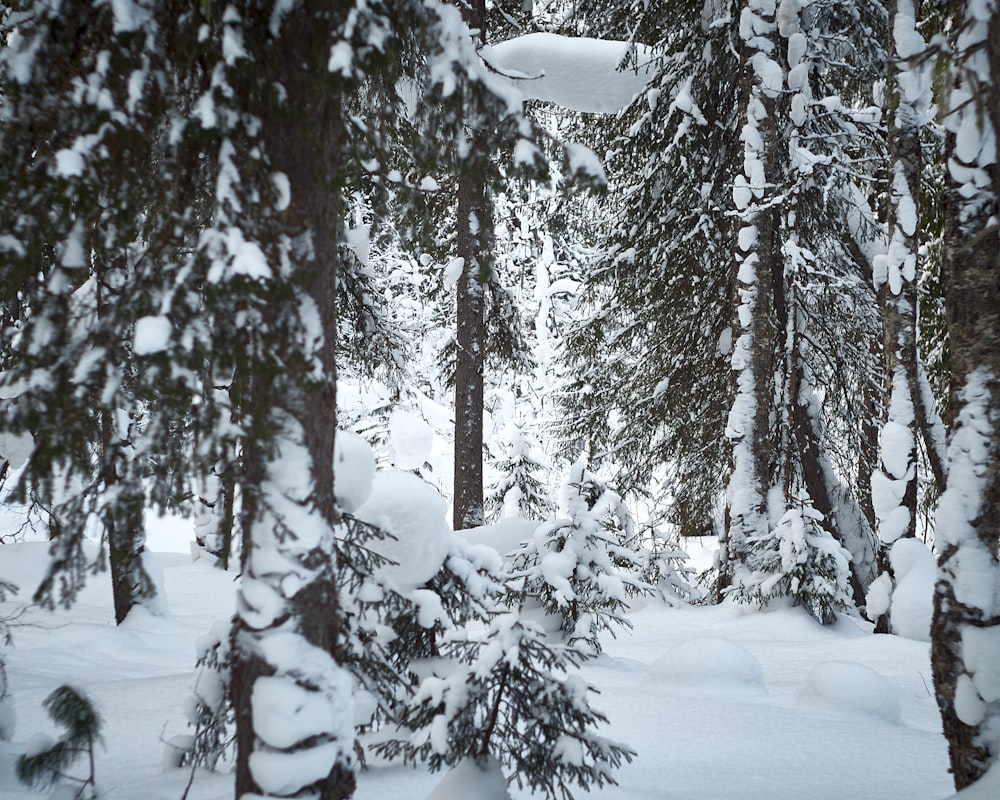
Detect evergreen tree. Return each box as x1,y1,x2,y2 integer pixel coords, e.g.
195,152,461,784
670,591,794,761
17,685,102,799
563,0,883,619
505,461,648,653
867,0,949,634
486,423,553,522
377,610,635,800
0,0,163,622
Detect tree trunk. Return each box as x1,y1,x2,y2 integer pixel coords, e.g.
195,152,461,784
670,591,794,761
453,0,491,530
931,3,1000,790
721,0,782,597
871,0,926,633
97,259,154,626
230,4,354,798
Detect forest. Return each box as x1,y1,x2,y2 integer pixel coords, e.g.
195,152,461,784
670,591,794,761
0,1,998,799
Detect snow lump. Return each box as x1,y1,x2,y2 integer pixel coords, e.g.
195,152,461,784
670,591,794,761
643,638,766,693
353,470,451,593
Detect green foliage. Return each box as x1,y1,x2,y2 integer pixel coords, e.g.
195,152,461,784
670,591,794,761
486,426,553,522
377,611,635,800
505,463,649,653
17,685,102,798
730,506,855,626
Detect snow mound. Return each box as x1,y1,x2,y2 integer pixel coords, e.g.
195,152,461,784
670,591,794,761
643,638,766,693
425,756,511,800
460,517,538,555
795,661,901,723
334,430,376,513
354,470,451,593
480,33,658,114
388,408,433,471
888,537,935,642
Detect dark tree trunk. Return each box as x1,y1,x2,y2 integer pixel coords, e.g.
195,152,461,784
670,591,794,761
97,259,153,626
453,0,491,530
231,3,353,798
872,0,924,634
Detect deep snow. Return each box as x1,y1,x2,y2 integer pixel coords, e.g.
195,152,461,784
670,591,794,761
0,525,958,800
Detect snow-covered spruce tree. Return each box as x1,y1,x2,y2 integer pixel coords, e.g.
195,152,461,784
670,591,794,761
377,610,634,800
565,0,883,617
486,424,553,522
0,0,162,622
506,461,647,653
636,525,702,607
735,502,855,624
558,0,739,529
720,0,887,619
930,0,1000,790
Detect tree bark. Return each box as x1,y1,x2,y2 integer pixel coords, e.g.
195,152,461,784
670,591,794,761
931,3,1000,789
872,0,925,633
231,4,354,798
453,0,492,530
721,0,781,597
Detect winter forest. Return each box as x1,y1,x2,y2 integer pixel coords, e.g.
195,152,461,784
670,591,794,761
0,0,998,798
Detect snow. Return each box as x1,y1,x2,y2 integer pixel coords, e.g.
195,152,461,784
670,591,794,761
0,540,955,800
460,517,538,558
643,637,766,693
888,538,935,642
942,761,1000,800
249,741,343,796
565,143,606,184
425,756,511,800
353,470,452,592
333,430,376,513
480,34,658,114
388,408,434,471
251,676,338,750
795,661,902,724
133,315,173,356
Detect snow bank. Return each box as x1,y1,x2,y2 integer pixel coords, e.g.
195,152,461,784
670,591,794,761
354,470,451,592
941,760,1000,800
795,661,901,723
459,517,538,557
643,638,766,693
480,33,658,114
425,756,511,800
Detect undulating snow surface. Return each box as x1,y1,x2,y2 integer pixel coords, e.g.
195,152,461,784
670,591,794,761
0,526,956,800
480,33,658,114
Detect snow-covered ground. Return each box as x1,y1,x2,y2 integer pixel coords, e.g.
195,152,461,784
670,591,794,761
0,524,956,800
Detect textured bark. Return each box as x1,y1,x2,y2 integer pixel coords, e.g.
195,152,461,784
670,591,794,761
720,2,781,596
97,259,154,626
231,4,353,798
872,0,924,633
931,3,1000,789
453,0,491,530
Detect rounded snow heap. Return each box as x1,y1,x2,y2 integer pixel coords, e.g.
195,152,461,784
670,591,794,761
354,470,451,593
795,661,901,723
643,638,766,693
333,431,376,513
